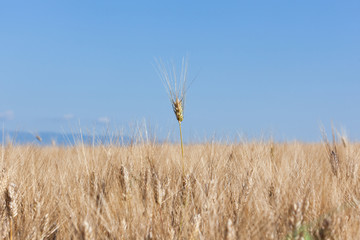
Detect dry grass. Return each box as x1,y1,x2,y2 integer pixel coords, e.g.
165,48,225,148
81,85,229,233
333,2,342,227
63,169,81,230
1,141,360,239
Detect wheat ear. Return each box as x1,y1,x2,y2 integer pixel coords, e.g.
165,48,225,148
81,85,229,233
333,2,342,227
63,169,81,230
5,183,18,240
225,219,236,240
80,219,95,240
156,57,188,176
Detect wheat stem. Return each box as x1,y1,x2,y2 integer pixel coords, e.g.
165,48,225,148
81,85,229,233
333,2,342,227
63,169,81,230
179,121,185,176
9,220,12,240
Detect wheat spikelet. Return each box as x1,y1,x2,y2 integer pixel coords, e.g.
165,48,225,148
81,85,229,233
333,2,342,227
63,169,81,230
121,219,127,232
88,172,106,211
89,171,97,199
329,150,339,177
120,165,130,200
190,213,202,240
151,171,163,205
141,168,151,215
155,57,188,122
5,183,17,240
322,126,340,177
162,176,171,206
168,226,175,240
25,227,36,240
5,183,18,219
0,168,8,195
270,141,275,161
142,168,150,201
145,225,154,240
240,169,253,205
288,201,303,240
181,174,190,206
341,136,348,148
315,214,341,240
35,135,42,142
318,217,331,240
80,220,95,240
225,219,236,240
121,219,129,239
27,194,41,240
173,97,184,122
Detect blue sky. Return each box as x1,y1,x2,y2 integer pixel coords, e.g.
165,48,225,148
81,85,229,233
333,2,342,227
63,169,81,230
0,1,359,142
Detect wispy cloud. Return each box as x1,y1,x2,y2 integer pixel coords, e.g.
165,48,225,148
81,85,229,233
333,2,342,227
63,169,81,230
63,114,74,120
97,117,110,124
0,110,14,120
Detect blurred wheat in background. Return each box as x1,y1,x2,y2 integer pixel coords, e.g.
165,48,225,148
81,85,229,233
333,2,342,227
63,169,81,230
0,137,360,239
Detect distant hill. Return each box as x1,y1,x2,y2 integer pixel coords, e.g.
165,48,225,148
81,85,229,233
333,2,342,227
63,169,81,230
0,130,131,146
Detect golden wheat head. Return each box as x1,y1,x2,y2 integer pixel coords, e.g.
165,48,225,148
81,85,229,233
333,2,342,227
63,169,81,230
155,57,189,176
155,57,188,122
173,97,184,122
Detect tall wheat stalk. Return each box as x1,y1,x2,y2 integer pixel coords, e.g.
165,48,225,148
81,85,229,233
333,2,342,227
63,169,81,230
156,58,189,237
156,57,188,176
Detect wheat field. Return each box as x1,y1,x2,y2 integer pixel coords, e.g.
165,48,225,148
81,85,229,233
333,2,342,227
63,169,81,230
0,139,360,239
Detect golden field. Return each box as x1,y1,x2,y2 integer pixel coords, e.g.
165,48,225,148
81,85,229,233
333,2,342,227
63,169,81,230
1,140,360,239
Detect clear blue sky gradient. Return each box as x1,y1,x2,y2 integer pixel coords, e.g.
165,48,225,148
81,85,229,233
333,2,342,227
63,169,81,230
1,1,359,141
